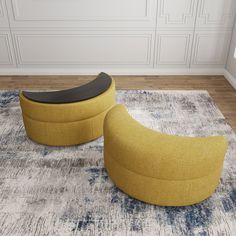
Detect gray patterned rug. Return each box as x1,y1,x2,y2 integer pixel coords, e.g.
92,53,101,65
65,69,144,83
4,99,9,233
0,90,236,236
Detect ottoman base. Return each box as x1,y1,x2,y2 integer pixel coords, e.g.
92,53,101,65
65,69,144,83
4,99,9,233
23,108,109,146
105,152,222,206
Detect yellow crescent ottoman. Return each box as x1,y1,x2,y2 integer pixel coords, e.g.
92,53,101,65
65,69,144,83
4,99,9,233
20,73,116,146
104,104,228,206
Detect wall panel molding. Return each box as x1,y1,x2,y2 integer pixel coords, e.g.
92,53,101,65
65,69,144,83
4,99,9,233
0,0,235,74
157,0,198,28
0,1,3,17
155,31,193,67
196,0,236,29
7,0,157,28
191,30,232,67
0,0,9,27
12,31,154,67
0,31,15,66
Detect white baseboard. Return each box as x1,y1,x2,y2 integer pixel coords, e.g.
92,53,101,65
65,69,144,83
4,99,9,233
224,69,236,89
0,67,225,76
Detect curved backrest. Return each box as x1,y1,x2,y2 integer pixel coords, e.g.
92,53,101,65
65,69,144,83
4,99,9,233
22,72,112,104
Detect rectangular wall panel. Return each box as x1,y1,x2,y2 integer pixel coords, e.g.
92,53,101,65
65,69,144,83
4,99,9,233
155,31,193,67
7,0,157,28
196,0,236,29
191,30,232,67
0,0,9,27
13,31,154,68
0,31,15,66
157,0,198,29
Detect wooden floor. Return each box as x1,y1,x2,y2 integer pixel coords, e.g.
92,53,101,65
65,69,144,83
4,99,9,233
0,75,235,131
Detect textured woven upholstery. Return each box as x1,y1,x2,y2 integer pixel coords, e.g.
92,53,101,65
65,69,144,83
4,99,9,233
104,104,228,206
20,76,116,146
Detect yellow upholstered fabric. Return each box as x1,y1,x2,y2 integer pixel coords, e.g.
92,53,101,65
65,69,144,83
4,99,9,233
104,104,228,206
20,79,116,146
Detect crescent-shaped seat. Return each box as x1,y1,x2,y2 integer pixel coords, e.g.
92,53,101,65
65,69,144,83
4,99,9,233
22,72,112,104
104,104,228,206
20,72,116,146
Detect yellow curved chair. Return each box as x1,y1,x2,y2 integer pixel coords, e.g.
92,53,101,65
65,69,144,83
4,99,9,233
104,104,228,206
20,73,116,146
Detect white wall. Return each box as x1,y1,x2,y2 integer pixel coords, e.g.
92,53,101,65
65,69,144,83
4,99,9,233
224,18,236,89
0,0,236,75
226,20,236,77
